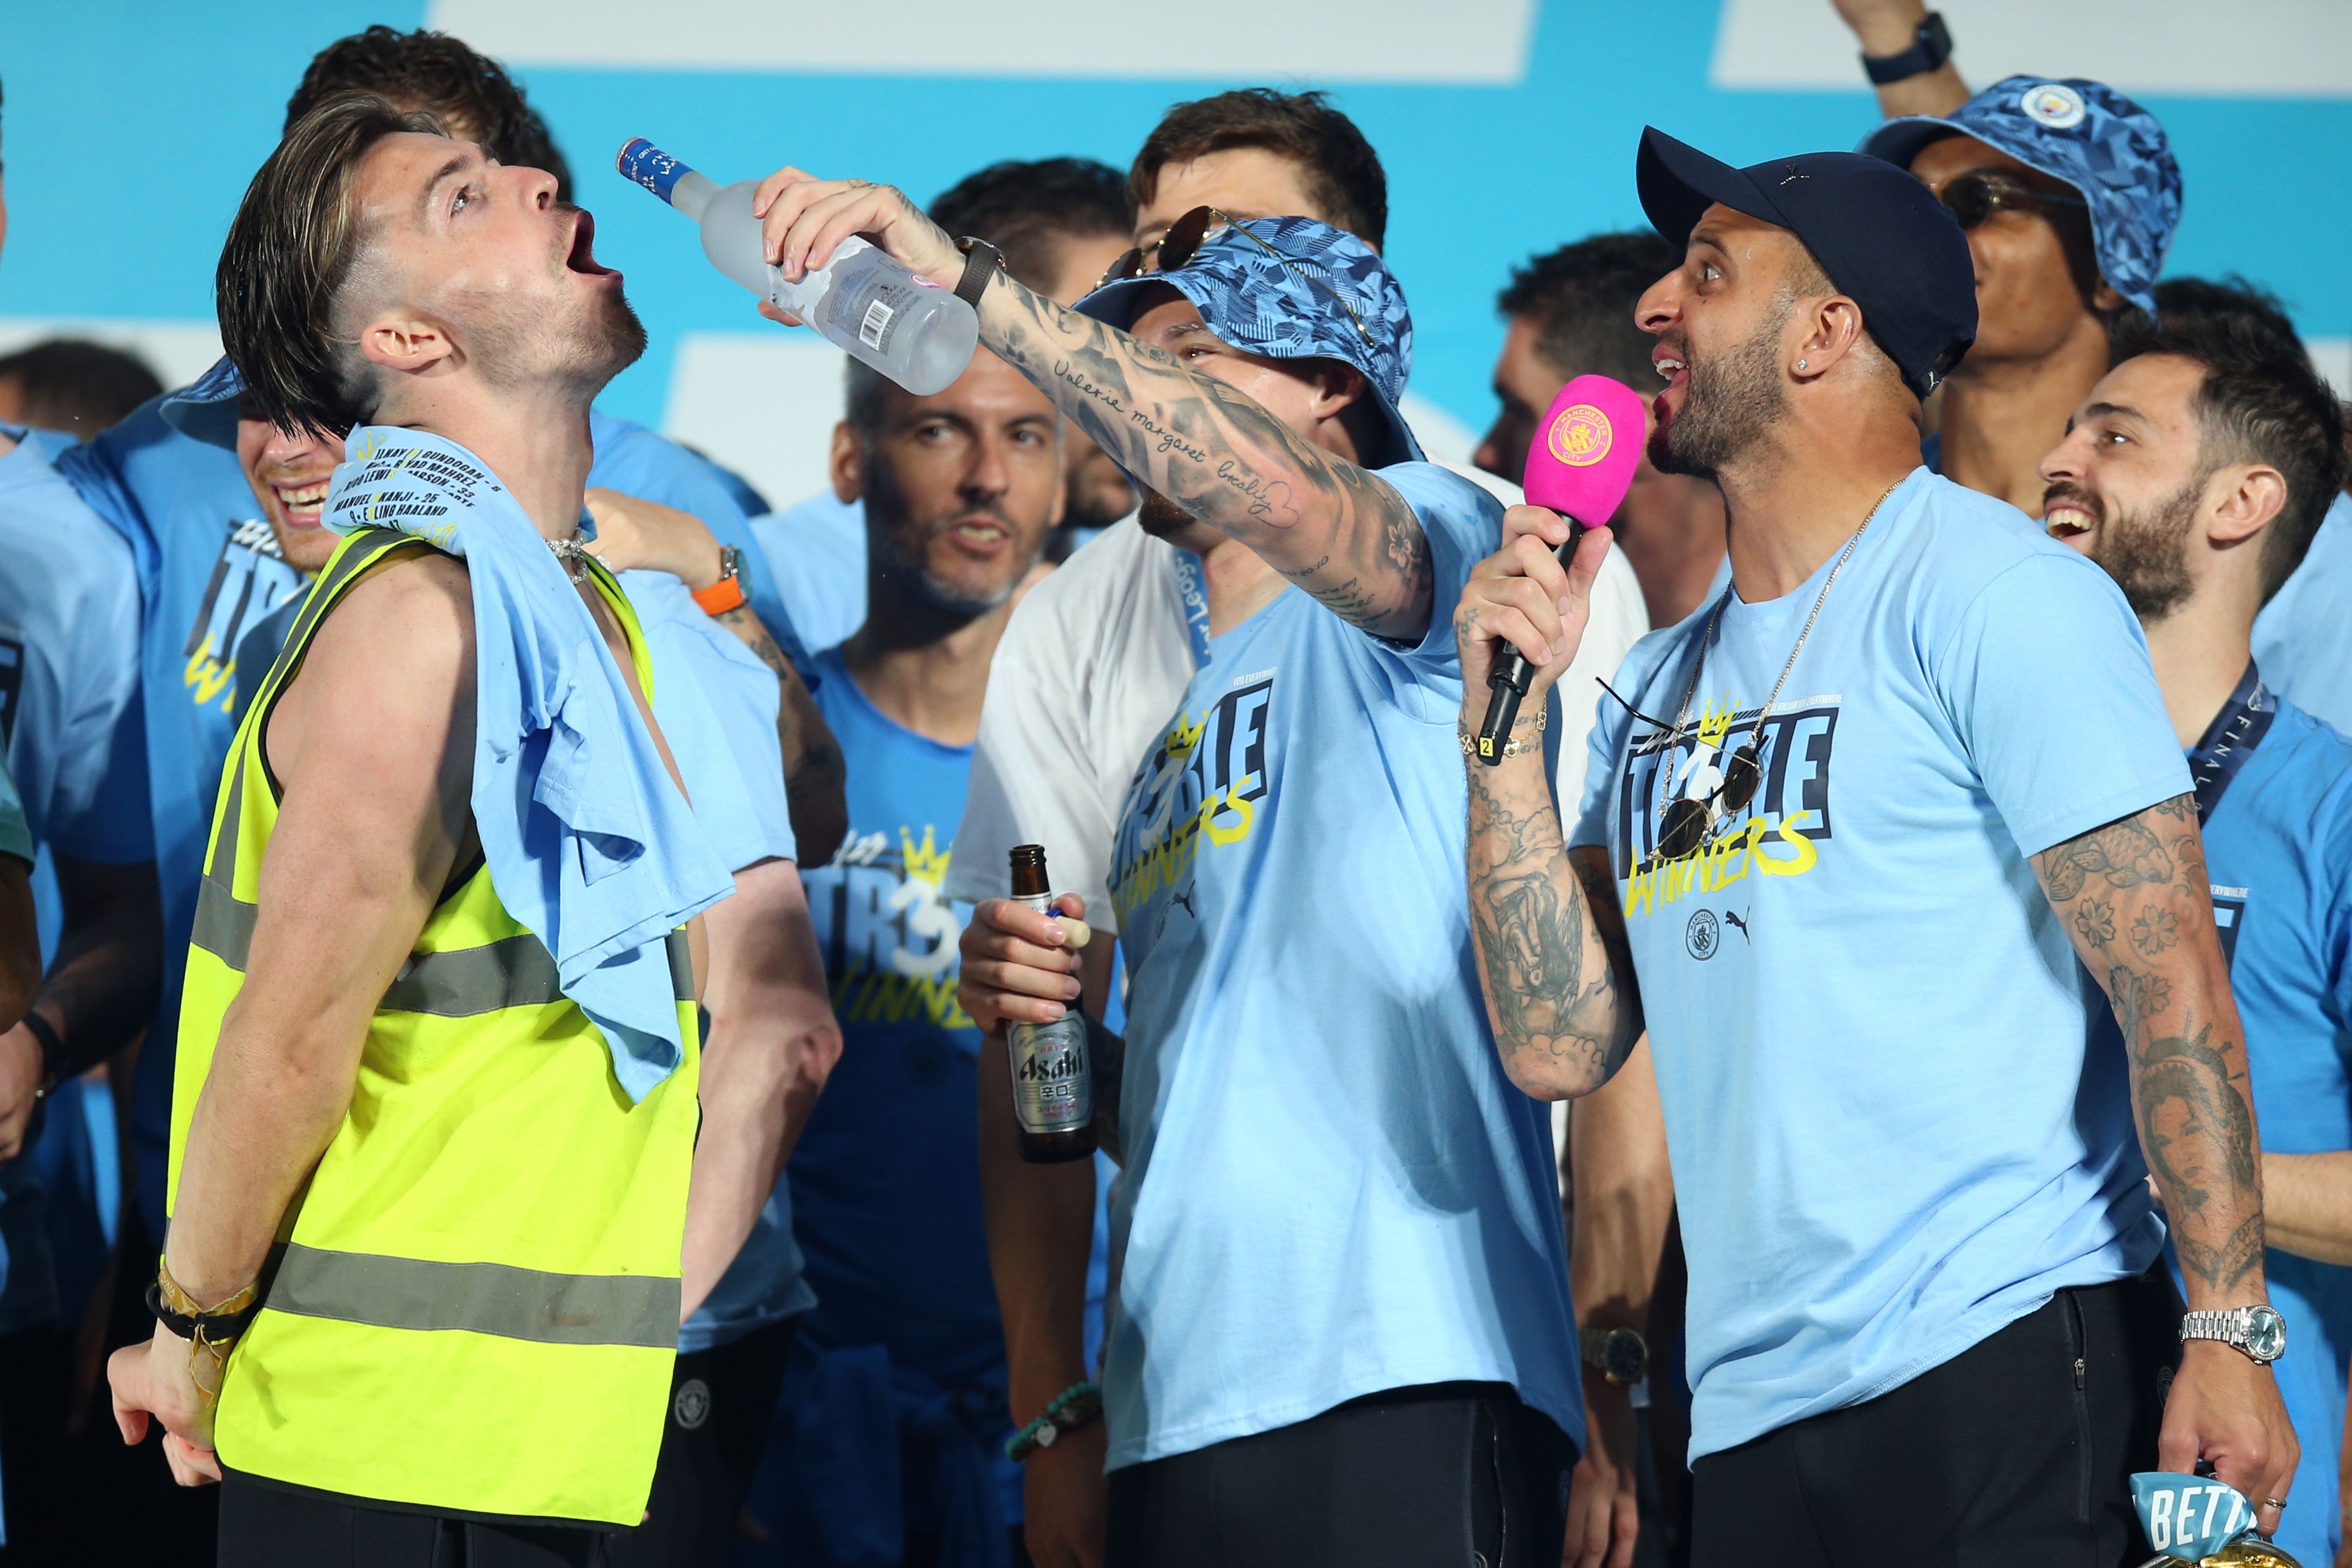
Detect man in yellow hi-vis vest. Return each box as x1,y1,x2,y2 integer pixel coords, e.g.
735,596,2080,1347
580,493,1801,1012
106,94,745,1566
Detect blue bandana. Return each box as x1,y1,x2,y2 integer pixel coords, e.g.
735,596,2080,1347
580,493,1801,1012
1860,75,2182,319
1073,215,1423,468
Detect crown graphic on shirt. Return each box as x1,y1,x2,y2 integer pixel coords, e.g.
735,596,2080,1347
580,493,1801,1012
1695,698,1736,750
900,824,952,887
1165,709,1206,758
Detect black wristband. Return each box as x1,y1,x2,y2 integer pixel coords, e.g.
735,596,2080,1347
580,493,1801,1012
144,1279,263,1343
954,236,1004,308
1862,10,1952,85
18,1009,66,1099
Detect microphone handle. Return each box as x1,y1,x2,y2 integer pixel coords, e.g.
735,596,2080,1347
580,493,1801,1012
1473,530,1580,767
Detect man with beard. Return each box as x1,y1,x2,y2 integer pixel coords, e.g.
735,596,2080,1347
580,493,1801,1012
54,20,844,1296
2038,287,2352,1566
1452,129,2297,1562
743,341,1070,1562
104,98,744,1563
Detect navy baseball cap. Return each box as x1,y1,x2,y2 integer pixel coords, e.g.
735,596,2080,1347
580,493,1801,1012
1636,127,1977,401
1075,215,1424,469
1860,77,2181,319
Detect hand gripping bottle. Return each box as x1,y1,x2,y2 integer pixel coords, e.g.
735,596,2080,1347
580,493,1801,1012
1004,845,1096,1164
616,139,978,396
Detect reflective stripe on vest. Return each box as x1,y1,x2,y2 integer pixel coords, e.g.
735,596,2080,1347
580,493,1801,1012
268,1243,680,1348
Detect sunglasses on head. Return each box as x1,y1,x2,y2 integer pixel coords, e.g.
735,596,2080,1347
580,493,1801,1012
1938,172,2089,231
1096,205,1378,352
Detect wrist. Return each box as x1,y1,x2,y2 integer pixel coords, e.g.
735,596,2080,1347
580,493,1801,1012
1852,0,1930,54
680,538,726,592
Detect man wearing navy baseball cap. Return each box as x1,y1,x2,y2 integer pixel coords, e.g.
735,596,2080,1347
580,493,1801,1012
1833,11,2185,521
1453,125,2296,1564
746,175,1586,1561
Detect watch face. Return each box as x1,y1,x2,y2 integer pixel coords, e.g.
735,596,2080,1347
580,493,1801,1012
2243,1306,2287,1362
1603,1328,1647,1385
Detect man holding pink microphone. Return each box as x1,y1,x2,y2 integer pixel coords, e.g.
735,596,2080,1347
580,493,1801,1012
1455,128,2298,1564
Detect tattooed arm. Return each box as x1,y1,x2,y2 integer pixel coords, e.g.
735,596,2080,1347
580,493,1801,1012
2035,798,2266,1298
2032,795,2297,1525
1458,509,1641,1097
752,173,1436,641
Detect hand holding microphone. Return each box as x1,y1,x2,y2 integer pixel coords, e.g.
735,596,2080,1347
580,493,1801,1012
1469,376,1647,764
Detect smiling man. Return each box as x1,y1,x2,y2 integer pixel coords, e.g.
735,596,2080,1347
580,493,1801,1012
104,96,742,1565
1451,128,2297,1564
2039,286,2352,1567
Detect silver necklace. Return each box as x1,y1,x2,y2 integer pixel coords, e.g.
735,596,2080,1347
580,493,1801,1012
547,533,593,585
1650,477,1904,862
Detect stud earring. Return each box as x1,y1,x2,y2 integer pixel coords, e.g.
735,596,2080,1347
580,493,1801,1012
1797,358,1808,370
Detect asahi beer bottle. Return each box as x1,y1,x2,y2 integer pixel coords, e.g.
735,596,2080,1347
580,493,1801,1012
1006,844,1095,1164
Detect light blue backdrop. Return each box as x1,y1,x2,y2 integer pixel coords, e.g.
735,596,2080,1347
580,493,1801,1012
3,0,2344,472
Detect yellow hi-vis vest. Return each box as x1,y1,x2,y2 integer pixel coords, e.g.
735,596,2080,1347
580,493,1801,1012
167,526,700,1527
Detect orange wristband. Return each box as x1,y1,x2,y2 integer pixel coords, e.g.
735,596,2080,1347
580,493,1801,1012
692,573,745,615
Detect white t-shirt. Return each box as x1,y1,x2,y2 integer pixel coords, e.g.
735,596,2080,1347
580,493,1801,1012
940,463,1651,923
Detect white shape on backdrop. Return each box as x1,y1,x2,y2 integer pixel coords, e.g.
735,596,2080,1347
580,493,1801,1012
426,0,1536,82
1712,0,2352,96
657,328,1489,511
0,317,226,396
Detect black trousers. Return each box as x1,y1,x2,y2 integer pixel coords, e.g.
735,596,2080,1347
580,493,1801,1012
218,1475,609,1567
1690,1267,2182,1568
605,1315,797,1567
1105,1381,1576,1568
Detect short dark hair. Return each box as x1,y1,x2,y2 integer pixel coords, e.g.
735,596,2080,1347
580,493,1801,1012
219,93,442,438
1129,89,1386,249
1498,231,1681,391
286,26,572,203
0,339,164,438
2112,277,2351,601
930,158,1130,293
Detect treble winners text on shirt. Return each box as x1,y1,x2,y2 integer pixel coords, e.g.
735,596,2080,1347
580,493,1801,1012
1614,697,1840,917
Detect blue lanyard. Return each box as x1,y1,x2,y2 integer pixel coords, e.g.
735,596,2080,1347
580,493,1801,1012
1172,548,1214,670
2187,661,2275,826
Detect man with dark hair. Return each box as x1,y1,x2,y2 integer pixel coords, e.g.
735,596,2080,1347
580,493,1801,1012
1455,128,2296,1561
2039,282,2352,1567
284,23,573,199
1126,86,1386,250
1481,232,1726,628
756,156,1134,648
55,23,844,1290
0,338,163,439
103,96,747,1563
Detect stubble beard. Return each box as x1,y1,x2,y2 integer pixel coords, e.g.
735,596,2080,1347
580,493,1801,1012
1650,293,1793,482
2089,477,2204,622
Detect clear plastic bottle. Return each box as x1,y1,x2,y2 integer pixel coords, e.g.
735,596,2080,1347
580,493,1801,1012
616,138,978,396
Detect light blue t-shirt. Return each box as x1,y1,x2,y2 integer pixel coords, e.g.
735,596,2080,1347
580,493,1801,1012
1104,462,1583,1470
2166,695,2352,1568
1572,469,2191,1460
751,490,867,657
2253,493,2352,738
0,429,151,1336
56,395,807,1238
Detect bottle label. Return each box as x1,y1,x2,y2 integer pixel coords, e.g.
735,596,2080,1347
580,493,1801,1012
858,297,897,351
1006,890,1092,1135
828,258,919,358
615,139,692,205
1009,1015,1092,1135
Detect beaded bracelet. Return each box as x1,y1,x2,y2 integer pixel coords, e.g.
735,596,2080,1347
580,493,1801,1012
1006,1380,1104,1462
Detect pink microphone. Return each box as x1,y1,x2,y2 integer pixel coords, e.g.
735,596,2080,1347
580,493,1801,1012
1474,374,1647,764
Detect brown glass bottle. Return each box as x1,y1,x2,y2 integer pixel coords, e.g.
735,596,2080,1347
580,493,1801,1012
1006,844,1096,1163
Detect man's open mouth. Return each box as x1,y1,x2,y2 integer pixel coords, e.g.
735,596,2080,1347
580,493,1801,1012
2044,493,2101,539
567,211,616,277
272,479,331,525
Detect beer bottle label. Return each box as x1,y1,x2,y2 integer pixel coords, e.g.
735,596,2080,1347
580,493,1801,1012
1008,892,1093,1135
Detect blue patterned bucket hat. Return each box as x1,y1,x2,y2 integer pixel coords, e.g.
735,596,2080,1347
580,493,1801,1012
160,355,247,450
1859,76,2181,318
1075,215,1423,468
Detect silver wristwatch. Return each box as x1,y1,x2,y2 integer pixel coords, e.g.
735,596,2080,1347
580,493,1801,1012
2180,1305,2287,1365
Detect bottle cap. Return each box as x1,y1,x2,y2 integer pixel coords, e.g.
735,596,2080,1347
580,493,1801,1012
616,138,693,206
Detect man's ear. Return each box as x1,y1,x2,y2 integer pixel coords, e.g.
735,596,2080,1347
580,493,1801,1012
357,312,458,379
2205,462,2288,548
1792,295,1869,385
829,422,863,505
